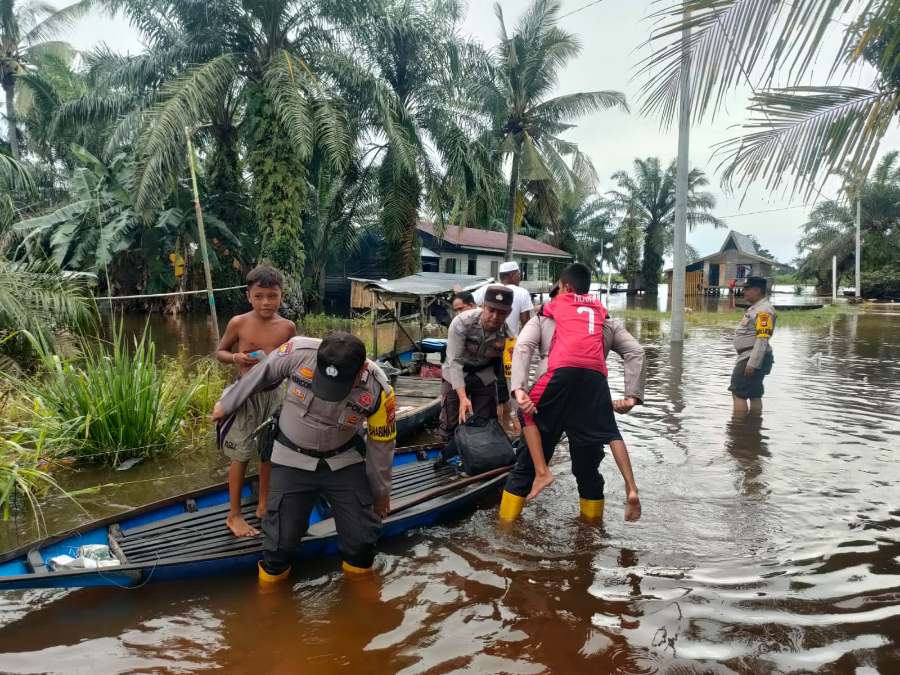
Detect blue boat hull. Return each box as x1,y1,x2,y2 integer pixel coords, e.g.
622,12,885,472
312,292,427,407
0,448,509,590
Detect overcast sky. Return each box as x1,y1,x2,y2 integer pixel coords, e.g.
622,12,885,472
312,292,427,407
66,0,900,263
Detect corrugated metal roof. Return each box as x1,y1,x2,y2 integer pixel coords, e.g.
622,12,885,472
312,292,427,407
348,272,492,298
724,231,761,257
417,222,571,258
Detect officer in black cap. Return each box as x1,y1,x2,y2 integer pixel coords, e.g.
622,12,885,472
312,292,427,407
439,285,517,454
730,276,776,413
213,332,397,582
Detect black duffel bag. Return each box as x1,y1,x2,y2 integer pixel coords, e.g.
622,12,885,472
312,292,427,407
454,416,516,476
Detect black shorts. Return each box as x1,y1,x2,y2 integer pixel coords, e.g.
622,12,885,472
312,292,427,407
729,352,774,399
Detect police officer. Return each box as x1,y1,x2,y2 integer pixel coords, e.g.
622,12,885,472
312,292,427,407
440,285,517,453
731,276,776,414
212,332,396,582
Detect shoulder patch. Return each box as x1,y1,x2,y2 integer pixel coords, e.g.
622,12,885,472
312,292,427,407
299,366,314,379
755,312,774,338
503,337,516,379
367,390,396,442
277,341,294,357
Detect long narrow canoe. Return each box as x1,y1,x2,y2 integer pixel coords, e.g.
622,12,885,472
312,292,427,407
0,447,509,590
394,374,442,439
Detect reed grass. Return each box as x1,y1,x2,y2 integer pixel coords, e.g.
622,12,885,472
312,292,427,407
7,325,202,466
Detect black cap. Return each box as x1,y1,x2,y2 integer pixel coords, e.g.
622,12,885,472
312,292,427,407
482,284,513,312
312,332,367,401
745,276,767,292
548,283,560,298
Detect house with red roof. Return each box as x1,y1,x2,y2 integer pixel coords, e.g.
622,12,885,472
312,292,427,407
417,222,571,292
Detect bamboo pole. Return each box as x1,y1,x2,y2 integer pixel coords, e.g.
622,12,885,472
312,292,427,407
670,12,691,342
185,127,220,341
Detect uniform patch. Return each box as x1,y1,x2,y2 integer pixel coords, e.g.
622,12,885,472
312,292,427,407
359,392,374,408
755,312,773,339
367,391,397,442
299,367,314,379
346,414,359,425
291,387,305,400
277,341,294,356
503,337,516,379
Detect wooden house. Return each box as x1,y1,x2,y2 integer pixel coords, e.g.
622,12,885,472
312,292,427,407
417,222,571,293
667,231,776,296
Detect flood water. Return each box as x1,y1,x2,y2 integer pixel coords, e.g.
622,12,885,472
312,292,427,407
1,302,899,673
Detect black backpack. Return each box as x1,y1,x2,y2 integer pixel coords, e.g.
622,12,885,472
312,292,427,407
454,416,516,475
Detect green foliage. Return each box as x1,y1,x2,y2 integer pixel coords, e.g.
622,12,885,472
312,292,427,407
861,263,900,297
6,326,200,467
607,157,724,295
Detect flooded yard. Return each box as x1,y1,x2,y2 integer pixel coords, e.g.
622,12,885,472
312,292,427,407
0,304,898,673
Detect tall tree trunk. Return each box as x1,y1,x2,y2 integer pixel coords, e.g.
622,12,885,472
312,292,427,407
505,151,521,260
246,88,307,317
3,80,20,160
641,220,664,295
381,165,421,277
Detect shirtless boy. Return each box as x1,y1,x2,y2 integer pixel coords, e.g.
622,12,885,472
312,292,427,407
503,263,640,522
215,266,296,537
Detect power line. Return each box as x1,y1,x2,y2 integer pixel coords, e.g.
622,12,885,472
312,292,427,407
718,204,809,219
560,0,606,20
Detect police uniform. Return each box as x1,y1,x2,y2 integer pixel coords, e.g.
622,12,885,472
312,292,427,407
730,294,776,399
216,335,396,578
440,287,514,443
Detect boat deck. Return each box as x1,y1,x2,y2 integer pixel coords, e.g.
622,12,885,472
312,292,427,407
114,460,457,564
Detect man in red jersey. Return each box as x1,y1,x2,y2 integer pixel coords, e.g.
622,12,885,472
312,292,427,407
499,263,640,523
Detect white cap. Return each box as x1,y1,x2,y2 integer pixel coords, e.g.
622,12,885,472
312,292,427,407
498,261,519,274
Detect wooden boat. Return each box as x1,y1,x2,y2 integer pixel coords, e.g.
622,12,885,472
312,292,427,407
394,375,442,439
0,447,510,590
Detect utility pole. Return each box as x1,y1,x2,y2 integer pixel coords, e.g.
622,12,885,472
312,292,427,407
832,255,837,304
670,13,691,342
185,126,220,341
855,184,862,299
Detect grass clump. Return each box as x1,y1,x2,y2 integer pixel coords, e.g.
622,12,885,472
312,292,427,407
6,327,202,467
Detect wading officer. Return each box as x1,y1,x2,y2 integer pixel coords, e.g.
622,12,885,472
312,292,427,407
212,333,396,582
731,276,776,414
440,285,517,453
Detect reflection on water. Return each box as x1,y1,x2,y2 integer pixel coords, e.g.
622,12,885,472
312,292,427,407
1,310,899,672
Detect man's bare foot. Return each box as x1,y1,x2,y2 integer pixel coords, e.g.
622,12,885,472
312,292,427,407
226,512,259,537
527,471,555,500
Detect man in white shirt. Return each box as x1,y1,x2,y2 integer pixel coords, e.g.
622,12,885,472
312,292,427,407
472,261,533,335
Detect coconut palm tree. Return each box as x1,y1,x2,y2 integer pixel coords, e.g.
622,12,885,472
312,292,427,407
476,0,628,258
1,0,90,159
640,1,900,198
607,157,724,295
323,0,493,275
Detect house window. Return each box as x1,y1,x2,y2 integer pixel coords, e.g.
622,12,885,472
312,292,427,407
444,257,457,274
467,255,477,276
519,259,529,281
736,264,751,280
536,259,549,281
490,260,499,279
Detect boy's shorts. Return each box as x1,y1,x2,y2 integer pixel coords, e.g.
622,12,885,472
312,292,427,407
223,386,282,462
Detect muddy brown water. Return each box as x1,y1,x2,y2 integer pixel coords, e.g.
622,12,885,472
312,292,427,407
0,302,898,673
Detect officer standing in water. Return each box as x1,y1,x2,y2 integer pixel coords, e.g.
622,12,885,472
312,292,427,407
212,333,396,582
730,276,776,414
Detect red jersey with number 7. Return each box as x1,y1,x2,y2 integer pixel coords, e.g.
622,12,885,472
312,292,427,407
542,292,608,376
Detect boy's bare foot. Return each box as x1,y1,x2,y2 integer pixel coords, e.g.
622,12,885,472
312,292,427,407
527,471,555,500
227,512,259,537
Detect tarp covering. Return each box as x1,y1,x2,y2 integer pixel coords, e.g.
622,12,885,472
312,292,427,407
349,272,491,299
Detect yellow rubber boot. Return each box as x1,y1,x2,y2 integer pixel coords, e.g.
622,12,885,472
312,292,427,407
579,498,605,521
498,491,526,522
342,561,373,576
258,561,291,584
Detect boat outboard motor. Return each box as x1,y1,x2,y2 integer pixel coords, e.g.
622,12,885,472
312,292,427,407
453,416,516,476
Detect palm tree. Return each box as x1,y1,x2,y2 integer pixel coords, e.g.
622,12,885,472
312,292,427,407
607,157,724,295
797,152,900,291
1,0,90,159
324,0,492,275
477,0,628,258
72,0,349,310
640,1,900,198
